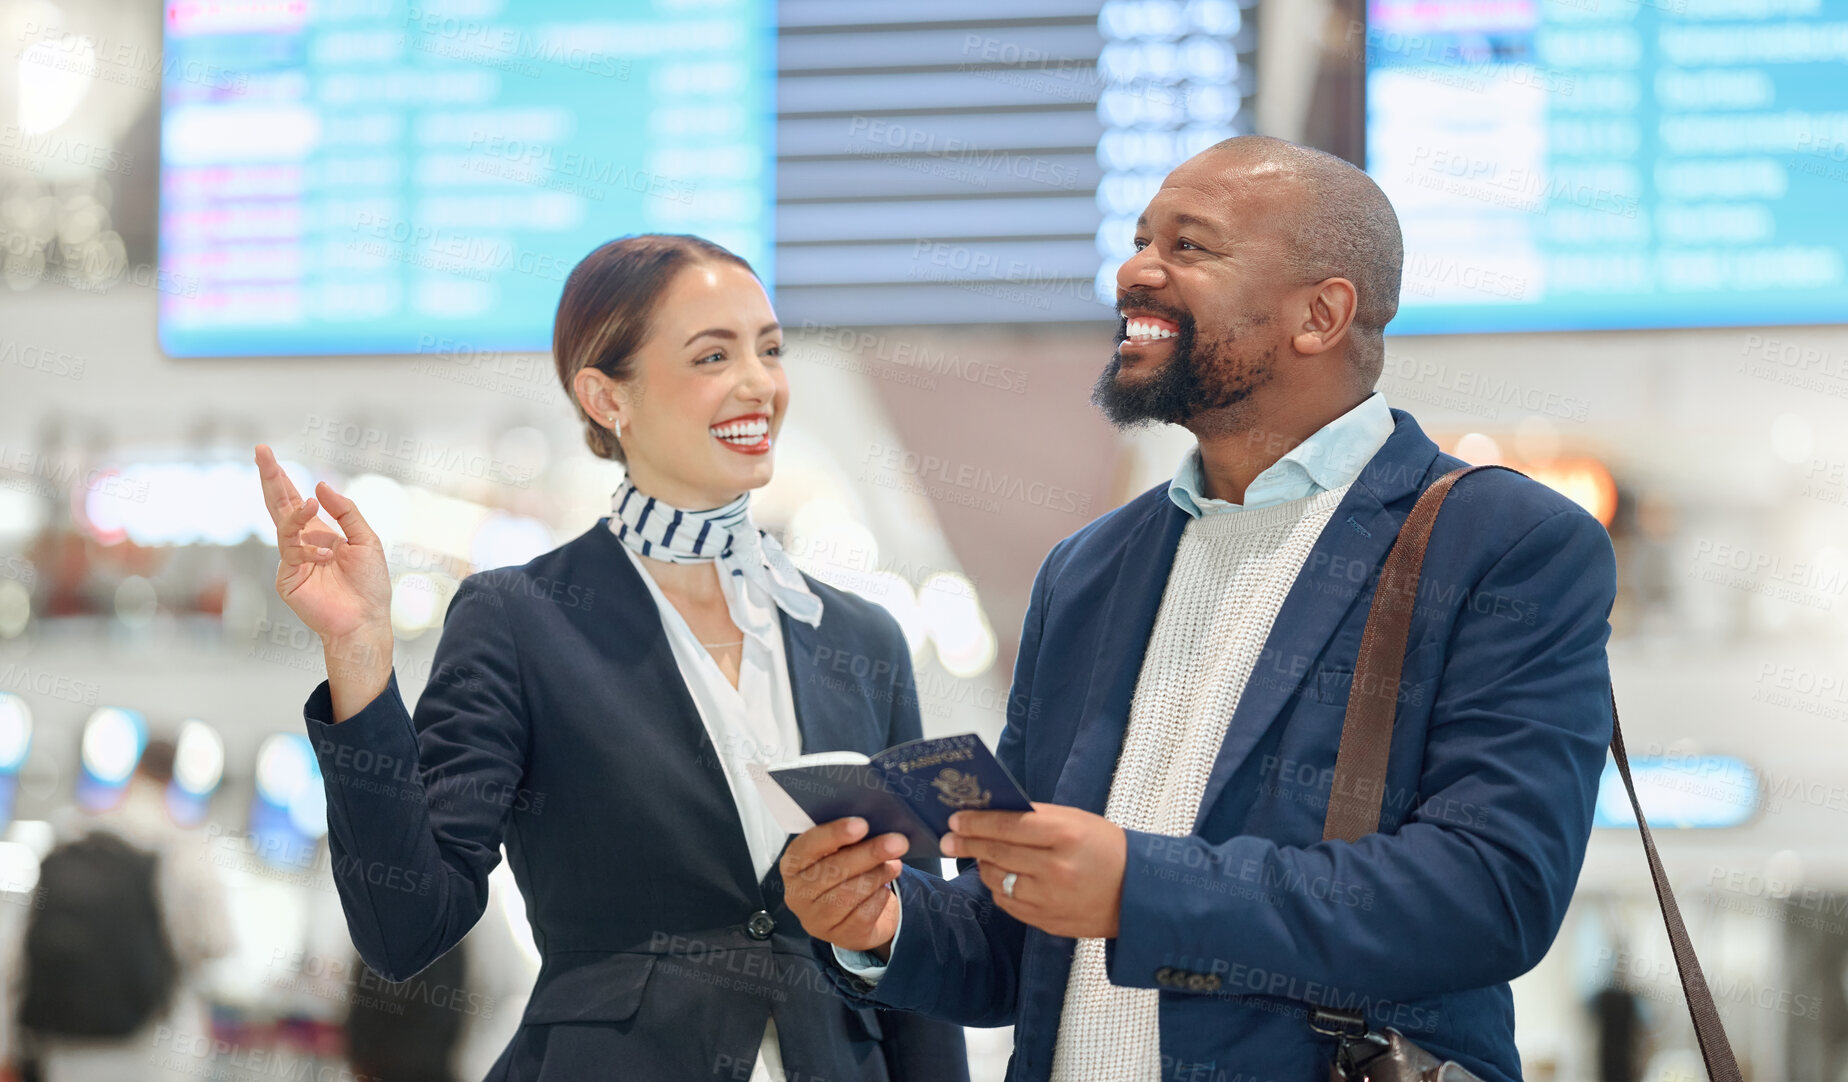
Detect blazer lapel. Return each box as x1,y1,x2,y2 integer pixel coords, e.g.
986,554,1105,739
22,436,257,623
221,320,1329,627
780,597,867,756
1050,497,1190,813
593,527,765,895
1190,410,1443,826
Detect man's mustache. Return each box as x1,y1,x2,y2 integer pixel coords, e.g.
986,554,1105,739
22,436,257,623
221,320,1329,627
1114,292,1191,326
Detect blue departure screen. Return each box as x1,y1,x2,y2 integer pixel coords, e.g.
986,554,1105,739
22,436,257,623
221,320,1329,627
159,1,774,358
1365,0,1848,335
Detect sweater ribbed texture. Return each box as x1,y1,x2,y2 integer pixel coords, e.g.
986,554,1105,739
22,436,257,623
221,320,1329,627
1049,484,1352,1081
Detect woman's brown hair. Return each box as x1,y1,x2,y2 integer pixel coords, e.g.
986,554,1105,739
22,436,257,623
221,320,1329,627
552,234,758,464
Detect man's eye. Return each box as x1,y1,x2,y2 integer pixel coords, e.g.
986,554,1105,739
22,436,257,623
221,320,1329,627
1178,239,1200,251
1132,238,1149,251
763,344,782,359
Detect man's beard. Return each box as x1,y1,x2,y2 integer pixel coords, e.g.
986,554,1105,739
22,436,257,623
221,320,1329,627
1091,304,1275,433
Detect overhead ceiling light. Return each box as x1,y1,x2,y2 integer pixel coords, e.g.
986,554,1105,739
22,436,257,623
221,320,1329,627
17,35,95,135
174,719,224,796
81,707,146,787
0,695,32,773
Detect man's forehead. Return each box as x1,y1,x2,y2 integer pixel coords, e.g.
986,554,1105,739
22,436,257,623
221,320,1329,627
1138,151,1300,221
1130,177,1293,233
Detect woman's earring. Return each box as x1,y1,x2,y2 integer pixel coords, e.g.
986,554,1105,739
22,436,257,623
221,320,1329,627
608,414,622,438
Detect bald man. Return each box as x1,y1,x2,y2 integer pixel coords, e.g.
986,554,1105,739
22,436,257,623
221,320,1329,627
783,136,1616,1082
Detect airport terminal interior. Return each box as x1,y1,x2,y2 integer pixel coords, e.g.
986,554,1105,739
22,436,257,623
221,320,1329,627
3,0,1848,1079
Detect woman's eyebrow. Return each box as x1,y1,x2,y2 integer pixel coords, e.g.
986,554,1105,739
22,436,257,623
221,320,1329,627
684,321,780,347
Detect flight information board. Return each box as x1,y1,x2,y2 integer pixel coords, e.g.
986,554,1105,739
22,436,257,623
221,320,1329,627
1365,0,1848,335
158,0,775,358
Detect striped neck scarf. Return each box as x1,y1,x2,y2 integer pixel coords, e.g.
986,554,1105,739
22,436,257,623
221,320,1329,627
608,478,823,629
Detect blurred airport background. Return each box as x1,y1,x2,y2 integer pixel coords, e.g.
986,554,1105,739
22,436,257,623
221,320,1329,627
3,0,1848,1078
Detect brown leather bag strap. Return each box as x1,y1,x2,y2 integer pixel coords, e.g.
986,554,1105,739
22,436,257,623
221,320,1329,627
1321,464,1742,1082
1321,464,1495,843
1608,692,1742,1080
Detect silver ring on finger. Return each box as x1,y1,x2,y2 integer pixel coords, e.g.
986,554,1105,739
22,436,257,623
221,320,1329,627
1001,871,1018,899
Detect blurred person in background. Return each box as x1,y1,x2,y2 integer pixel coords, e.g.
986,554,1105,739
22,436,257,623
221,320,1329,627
1592,979,1645,1082
253,234,968,1082
343,945,469,1082
2,738,234,1082
447,867,539,1081
785,136,1618,1082
339,862,540,1082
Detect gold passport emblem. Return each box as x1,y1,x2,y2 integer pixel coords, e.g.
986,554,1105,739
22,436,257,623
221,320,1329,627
932,768,992,809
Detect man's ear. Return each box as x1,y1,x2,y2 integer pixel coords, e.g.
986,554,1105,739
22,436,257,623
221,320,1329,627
1291,277,1359,356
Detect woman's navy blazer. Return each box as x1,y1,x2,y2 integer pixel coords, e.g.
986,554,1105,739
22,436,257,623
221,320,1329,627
301,517,970,1082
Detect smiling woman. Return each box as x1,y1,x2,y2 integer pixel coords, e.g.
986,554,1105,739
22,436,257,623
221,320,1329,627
553,236,798,684
552,235,783,481
250,233,969,1082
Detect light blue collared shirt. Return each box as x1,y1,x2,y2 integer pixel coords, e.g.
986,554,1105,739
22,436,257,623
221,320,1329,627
1168,391,1395,516
833,392,1396,985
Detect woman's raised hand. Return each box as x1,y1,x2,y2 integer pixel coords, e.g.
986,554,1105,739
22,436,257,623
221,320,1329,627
255,444,394,716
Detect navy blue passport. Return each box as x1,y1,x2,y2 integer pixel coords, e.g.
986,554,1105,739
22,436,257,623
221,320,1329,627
747,734,1031,860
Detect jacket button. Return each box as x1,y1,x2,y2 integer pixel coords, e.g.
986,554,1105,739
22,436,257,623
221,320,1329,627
1155,966,1175,986
746,910,776,940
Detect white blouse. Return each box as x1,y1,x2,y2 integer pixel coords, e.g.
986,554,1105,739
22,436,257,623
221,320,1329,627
620,544,803,1082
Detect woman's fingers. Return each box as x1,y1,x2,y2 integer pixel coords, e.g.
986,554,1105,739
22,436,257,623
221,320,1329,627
257,445,336,565
314,481,378,548
274,496,324,565
254,444,304,526
301,526,343,561
257,447,365,564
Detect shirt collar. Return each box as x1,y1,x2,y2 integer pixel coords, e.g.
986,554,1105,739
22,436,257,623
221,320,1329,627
619,542,780,647
1169,391,1394,518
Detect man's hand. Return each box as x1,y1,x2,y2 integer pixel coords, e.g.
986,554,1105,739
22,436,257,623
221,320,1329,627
942,802,1126,939
781,817,908,959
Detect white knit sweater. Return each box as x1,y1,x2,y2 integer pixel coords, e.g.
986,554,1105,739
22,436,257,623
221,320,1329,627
1049,483,1353,1081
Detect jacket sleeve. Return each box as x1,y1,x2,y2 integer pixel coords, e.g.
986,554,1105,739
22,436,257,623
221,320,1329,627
814,545,1058,1028
1108,507,1617,1004
874,621,972,1081
303,574,528,982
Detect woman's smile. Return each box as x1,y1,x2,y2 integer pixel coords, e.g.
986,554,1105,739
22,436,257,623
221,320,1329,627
710,412,773,455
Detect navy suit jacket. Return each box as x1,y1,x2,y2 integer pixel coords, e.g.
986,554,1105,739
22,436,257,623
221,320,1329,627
816,409,1618,1082
301,517,969,1082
